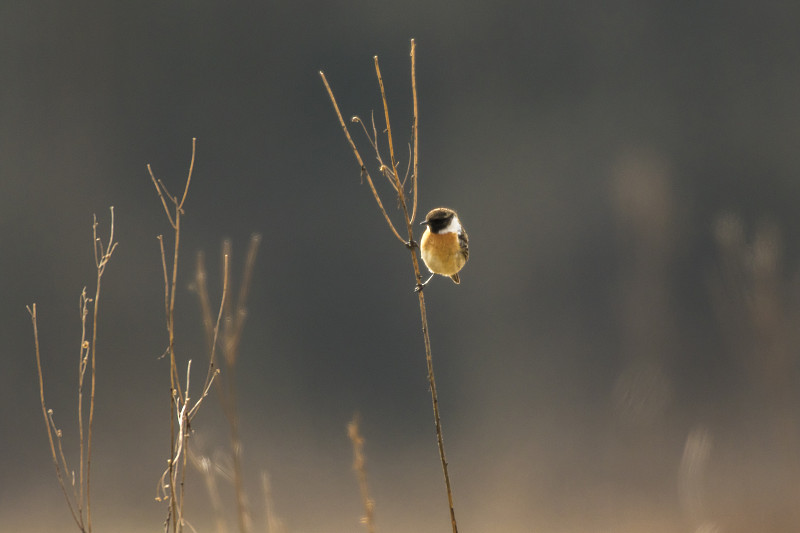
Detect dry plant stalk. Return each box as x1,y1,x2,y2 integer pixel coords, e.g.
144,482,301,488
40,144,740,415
320,39,459,533
348,415,376,533
149,139,223,533
27,206,118,533
261,472,286,533
191,234,262,533
187,451,228,533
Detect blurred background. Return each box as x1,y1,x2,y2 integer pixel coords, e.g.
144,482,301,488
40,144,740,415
4,1,800,532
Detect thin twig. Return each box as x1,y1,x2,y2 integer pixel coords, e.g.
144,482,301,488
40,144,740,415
410,39,419,222
193,252,229,415
28,304,84,531
149,139,197,533
262,472,285,533
374,57,402,194
77,288,89,526
229,234,261,357
151,173,176,229
319,72,406,245
49,409,80,516
152,148,258,533
348,415,376,533
192,236,261,533
27,206,117,533
86,206,117,533
189,451,228,533
194,251,215,349
321,39,459,533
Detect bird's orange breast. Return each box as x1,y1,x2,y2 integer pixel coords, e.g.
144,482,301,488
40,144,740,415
420,231,466,275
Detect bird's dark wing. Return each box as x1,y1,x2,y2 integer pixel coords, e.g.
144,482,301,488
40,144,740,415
458,227,469,261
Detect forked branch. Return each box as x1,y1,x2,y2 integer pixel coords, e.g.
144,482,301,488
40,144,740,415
192,234,263,533
149,139,224,533
321,39,458,533
27,206,117,533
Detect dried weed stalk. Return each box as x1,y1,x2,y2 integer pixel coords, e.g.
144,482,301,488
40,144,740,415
190,234,262,533
28,206,118,533
149,139,223,533
348,415,376,533
320,39,459,533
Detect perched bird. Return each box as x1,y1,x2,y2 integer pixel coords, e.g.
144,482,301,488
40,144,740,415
417,207,469,290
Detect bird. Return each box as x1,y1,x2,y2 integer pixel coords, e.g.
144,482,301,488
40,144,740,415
416,207,469,291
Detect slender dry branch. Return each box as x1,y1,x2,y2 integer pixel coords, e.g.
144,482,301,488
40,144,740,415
192,234,262,533
410,39,419,222
230,234,261,357
348,415,376,533
193,251,216,348
149,138,197,406
27,206,117,533
321,39,459,533
76,288,89,524
319,72,406,245
28,304,84,531
86,207,117,532
150,138,213,533
261,472,285,533
374,56,402,194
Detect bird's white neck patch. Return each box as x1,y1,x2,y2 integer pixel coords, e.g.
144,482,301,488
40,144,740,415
438,216,461,234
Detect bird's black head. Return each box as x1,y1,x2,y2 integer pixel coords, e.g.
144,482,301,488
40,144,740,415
422,207,457,234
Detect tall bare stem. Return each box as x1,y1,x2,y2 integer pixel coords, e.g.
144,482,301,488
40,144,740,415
28,206,117,533
320,39,459,533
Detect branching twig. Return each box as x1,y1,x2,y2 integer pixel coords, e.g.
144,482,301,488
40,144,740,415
152,145,261,533
86,207,117,532
319,74,406,245
150,139,223,533
192,234,263,533
27,206,117,533
321,39,458,533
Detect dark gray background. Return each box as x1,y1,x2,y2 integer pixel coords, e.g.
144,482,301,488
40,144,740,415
4,2,800,532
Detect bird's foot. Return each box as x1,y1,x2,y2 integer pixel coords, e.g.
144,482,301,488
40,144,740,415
413,273,435,293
